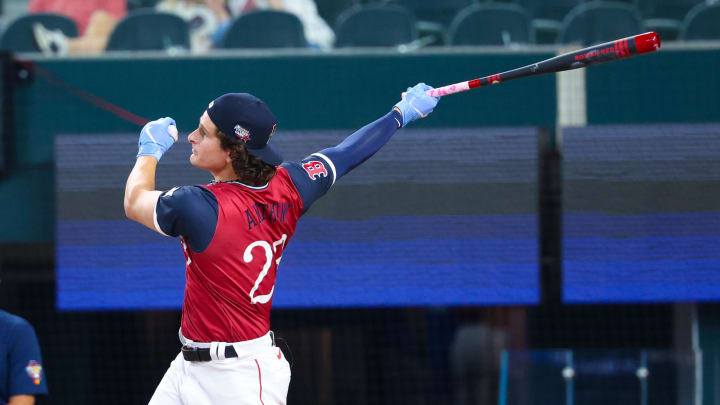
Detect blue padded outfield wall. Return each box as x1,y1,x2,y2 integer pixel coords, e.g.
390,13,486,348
55,127,540,309
563,123,720,303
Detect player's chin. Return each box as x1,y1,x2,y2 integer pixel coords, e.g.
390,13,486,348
189,155,212,171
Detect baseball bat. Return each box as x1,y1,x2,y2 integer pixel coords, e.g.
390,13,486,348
426,32,661,98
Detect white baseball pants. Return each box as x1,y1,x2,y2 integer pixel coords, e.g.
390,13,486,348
149,333,291,405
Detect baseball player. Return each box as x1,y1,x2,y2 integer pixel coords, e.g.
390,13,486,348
124,83,439,404
0,275,48,405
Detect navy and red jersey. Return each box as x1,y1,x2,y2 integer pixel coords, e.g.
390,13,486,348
0,310,47,405
154,110,401,343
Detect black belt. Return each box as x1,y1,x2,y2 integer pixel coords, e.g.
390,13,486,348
182,345,238,362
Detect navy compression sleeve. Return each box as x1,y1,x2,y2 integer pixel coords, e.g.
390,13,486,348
283,109,402,213
319,109,402,179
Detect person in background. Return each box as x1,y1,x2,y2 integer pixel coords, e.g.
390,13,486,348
33,0,224,55
30,0,126,55
155,0,225,53
0,271,48,405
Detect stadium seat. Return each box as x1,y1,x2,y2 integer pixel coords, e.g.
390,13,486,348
449,3,534,46
637,0,702,41
335,4,417,48
516,0,638,44
518,0,582,23
219,10,308,49
389,0,476,46
679,2,720,41
558,1,644,46
0,13,77,53
127,0,161,11
106,10,190,52
517,0,582,44
314,0,358,28
391,0,476,27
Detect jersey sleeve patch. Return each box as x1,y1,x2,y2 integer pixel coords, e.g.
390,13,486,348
8,318,48,396
154,185,219,252
282,153,336,214
301,160,329,181
306,153,336,186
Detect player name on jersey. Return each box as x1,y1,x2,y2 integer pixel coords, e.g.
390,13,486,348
245,201,293,231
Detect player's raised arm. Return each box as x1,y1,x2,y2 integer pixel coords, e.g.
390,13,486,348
124,117,178,232
282,83,439,213
323,82,439,179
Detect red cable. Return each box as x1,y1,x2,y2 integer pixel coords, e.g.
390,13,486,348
14,58,150,127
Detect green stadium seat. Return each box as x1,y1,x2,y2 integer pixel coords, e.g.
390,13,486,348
449,3,534,46
679,2,720,41
637,0,702,41
314,0,358,28
517,0,581,44
127,0,161,11
390,0,477,27
219,10,307,49
0,13,77,53
558,1,644,46
387,0,476,46
106,10,189,52
335,4,417,48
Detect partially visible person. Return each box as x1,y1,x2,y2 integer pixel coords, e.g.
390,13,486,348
0,273,48,405
33,0,229,55
215,0,335,50
30,0,127,55
156,0,224,53
29,0,126,34
125,82,439,404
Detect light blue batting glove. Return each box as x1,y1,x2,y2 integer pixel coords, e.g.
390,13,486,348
137,117,178,161
394,83,440,127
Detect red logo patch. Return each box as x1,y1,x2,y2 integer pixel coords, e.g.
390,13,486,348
302,161,328,180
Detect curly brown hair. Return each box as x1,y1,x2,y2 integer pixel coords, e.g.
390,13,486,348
218,131,277,186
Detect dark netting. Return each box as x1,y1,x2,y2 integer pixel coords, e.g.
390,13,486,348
5,258,712,405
